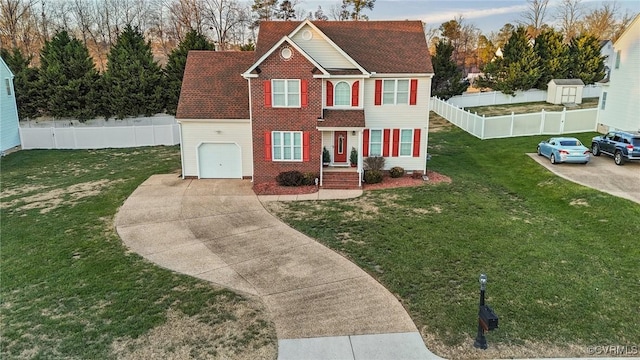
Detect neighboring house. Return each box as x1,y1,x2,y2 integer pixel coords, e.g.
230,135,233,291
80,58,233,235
597,14,640,132
1,56,21,154
546,79,585,105
599,39,614,80
177,20,434,188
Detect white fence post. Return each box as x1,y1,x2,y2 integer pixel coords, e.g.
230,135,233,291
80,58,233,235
510,112,515,137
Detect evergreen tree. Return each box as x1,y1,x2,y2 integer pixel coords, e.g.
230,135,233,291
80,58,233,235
569,34,606,84
342,0,375,20
276,0,296,20
164,29,214,115
1,48,40,120
38,31,100,120
431,40,468,100
478,26,541,96
251,0,278,28
103,25,165,119
534,28,570,89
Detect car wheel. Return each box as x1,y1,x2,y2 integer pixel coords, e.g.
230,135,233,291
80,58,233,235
550,153,556,164
591,143,600,156
614,151,625,165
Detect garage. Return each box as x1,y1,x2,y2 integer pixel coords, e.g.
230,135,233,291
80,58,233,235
198,143,242,178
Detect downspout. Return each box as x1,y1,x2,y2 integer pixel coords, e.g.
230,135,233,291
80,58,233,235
178,120,185,179
247,78,253,182
358,129,363,187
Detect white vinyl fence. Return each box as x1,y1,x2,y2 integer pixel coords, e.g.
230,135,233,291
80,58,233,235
431,97,598,139
447,85,601,108
19,115,180,149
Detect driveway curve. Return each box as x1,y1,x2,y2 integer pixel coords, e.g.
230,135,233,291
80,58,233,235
528,154,640,204
115,175,437,359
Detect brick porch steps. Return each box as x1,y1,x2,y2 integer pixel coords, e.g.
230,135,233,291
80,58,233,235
322,171,361,189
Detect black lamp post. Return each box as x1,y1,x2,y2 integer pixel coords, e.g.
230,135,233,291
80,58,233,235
474,273,498,350
474,274,488,349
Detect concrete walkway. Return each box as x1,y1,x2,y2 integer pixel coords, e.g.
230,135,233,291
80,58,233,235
115,175,441,360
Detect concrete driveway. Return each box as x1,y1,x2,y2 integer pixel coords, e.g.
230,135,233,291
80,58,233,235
528,153,640,204
115,175,440,359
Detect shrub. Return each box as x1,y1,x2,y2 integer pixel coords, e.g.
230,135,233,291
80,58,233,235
276,171,305,186
302,172,319,186
364,169,383,184
389,166,405,178
322,147,331,163
363,156,385,171
350,147,358,165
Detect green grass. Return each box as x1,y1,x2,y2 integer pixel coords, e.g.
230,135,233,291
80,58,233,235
1,147,276,359
265,127,640,352
466,97,599,116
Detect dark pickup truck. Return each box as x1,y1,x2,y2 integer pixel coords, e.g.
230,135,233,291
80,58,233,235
591,131,640,165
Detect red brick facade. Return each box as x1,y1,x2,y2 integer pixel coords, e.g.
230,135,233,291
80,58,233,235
251,44,323,185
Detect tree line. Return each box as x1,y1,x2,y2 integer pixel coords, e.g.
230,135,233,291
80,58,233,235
1,0,373,70
431,26,605,98
1,0,634,118
2,26,214,120
430,0,634,99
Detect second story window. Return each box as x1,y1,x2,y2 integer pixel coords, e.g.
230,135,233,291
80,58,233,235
334,81,350,106
273,79,300,107
383,79,409,105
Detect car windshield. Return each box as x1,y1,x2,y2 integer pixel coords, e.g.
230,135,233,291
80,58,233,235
560,140,582,146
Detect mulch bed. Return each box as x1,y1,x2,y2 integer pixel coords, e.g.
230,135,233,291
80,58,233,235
252,170,451,195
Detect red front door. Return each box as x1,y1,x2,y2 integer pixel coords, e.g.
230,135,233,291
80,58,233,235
333,131,347,163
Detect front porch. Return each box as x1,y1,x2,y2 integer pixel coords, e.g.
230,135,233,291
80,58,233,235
322,166,360,189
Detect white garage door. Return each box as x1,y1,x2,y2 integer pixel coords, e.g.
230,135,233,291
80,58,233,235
198,143,242,178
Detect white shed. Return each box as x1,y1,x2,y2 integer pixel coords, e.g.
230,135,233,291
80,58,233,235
546,79,585,105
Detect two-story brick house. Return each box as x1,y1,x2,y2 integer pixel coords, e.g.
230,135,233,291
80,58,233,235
176,20,434,189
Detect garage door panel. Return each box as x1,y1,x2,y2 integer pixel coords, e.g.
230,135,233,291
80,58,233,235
198,143,242,179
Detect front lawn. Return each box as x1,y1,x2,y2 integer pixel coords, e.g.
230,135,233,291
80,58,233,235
264,125,639,359
0,147,276,359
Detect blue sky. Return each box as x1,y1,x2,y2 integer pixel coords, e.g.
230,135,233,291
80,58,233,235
300,0,640,34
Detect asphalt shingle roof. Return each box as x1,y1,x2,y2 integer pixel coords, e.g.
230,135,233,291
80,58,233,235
176,51,254,119
256,21,433,74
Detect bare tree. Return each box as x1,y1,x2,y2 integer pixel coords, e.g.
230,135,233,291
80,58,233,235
1,0,36,48
520,0,550,38
580,2,624,41
556,0,583,42
202,0,244,50
439,16,479,72
329,2,348,21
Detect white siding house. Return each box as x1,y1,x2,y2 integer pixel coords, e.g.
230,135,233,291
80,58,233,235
597,15,640,132
0,56,20,154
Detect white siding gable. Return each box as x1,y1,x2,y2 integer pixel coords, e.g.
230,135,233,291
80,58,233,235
290,24,356,69
598,15,640,131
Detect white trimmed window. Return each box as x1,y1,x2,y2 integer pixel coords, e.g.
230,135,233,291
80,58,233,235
272,79,300,107
334,81,350,106
615,50,621,69
383,79,409,105
272,131,302,161
399,129,413,156
369,129,382,156
5,78,10,96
